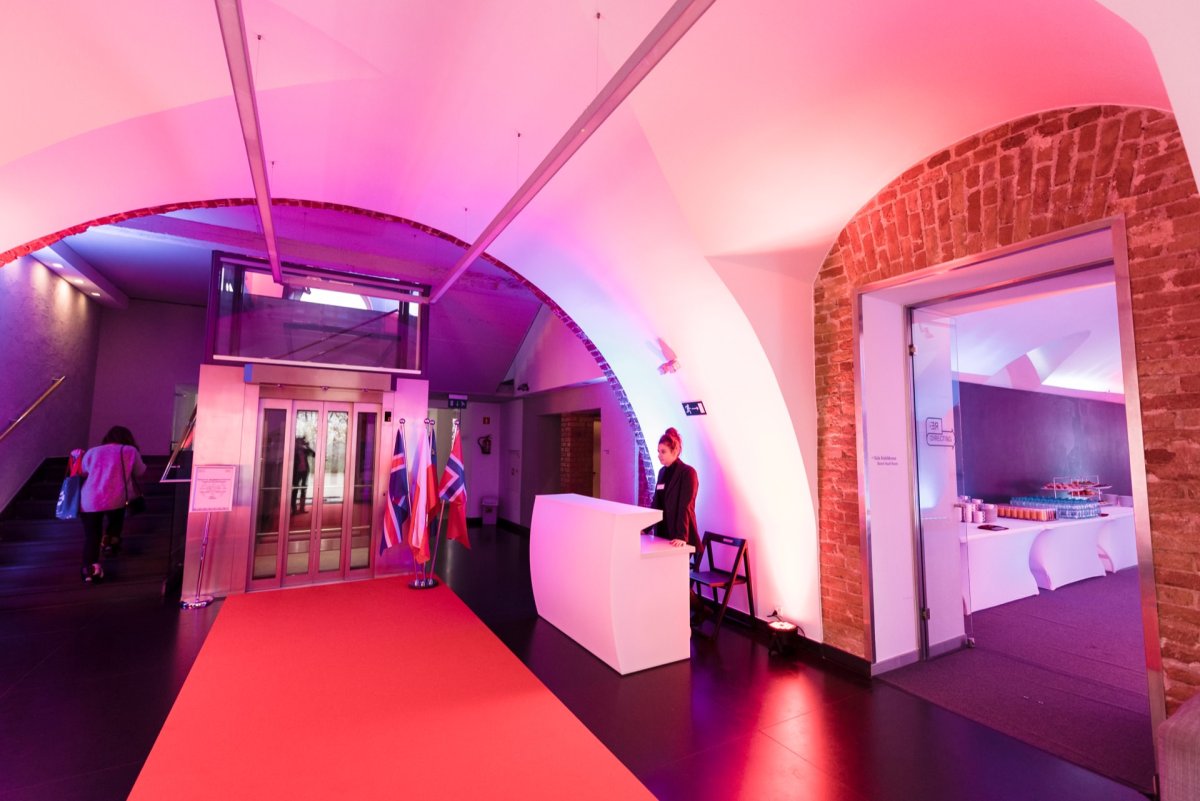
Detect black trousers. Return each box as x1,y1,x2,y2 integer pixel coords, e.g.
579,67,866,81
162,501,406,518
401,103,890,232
80,508,125,566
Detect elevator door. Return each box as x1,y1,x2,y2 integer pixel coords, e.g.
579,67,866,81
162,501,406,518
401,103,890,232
250,399,379,589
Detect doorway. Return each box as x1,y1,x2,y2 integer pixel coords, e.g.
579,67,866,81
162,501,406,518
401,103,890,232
248,398,381,589
856,221,1159,791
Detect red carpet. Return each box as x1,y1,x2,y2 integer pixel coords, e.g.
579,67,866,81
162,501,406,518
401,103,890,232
130,579,653,800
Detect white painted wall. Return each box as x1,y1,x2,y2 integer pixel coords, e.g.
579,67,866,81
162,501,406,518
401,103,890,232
499,398,524,524
860,295,921,665
0,257,100,512
458,402,500,519
709,254,821,625
89,299,206,454
507,306,604,394
422,402,500,518
515,382,637,529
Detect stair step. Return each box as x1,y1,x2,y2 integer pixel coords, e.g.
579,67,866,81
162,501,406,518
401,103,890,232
0,514,172,539
0,558,171,591
0,540,170,568
0,454,180,605
9,496,176,520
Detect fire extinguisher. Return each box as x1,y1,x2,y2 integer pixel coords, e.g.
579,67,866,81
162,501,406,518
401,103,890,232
477,435,492,455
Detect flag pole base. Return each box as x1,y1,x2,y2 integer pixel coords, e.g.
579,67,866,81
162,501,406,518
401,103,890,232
181,594,215,609
408,577,439,590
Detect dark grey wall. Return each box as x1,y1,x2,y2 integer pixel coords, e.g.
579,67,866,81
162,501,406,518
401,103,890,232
0,259,101,513
513,382,637,528
957,382,1132,502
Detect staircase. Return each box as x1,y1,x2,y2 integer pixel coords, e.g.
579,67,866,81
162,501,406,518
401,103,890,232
0,456,180,609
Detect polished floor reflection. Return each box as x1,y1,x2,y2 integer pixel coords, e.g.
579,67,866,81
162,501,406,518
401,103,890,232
0,525,1151,800
0,591,221,800
438,526,1149,801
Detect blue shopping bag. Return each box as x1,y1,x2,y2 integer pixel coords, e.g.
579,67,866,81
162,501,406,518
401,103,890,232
55,475,83,520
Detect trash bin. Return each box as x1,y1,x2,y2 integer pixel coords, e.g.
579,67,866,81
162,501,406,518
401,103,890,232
480,496,499,526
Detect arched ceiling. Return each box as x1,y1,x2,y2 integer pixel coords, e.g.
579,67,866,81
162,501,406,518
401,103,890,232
0,0,1174,266
2,0,1193,635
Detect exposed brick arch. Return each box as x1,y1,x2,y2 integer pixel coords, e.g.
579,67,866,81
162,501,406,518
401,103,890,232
815,105,1200,710
0,197,656,506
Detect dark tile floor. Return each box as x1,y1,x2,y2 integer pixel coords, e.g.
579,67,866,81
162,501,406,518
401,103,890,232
0,591,221,800
0,526,1151,800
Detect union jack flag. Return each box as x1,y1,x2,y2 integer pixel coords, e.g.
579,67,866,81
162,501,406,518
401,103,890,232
381,430,409,554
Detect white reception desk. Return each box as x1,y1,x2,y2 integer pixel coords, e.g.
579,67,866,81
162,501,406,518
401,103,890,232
530,494,695,675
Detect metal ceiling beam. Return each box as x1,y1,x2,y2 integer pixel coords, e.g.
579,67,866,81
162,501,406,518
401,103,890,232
213,0,282,284
429,0,717,303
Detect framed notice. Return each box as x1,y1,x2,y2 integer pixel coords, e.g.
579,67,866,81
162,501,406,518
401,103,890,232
190,465,238,513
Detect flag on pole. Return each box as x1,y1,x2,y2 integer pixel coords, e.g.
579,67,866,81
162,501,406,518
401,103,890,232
427,427,441,523
381,430,409,554
438,426,469,548
407,424,431,565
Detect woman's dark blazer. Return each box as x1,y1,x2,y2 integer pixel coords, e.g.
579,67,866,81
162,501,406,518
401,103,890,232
652,459,699,548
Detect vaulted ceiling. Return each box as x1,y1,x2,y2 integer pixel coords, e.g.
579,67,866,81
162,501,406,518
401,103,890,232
3,1,1195,631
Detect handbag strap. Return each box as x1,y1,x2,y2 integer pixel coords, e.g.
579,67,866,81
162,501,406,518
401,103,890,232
121,446,130,505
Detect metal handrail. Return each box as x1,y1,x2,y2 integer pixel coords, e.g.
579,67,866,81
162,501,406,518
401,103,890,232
0,376,66,445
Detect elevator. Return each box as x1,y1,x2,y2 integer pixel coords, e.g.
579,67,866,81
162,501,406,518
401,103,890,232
248,392,382,590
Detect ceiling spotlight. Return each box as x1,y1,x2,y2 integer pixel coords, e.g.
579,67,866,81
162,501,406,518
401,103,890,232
90,292,100,297
72,278,83,284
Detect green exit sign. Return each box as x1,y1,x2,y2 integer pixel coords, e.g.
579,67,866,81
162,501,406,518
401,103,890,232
682,401,706,416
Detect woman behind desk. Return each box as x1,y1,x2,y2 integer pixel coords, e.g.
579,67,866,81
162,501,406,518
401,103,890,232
651,427,699,549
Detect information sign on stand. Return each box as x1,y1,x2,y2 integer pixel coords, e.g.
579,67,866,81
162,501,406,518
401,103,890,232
183,465,237,610
190,465,237,513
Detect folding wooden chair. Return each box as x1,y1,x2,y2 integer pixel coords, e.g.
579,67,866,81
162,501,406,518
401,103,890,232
689,532,754,639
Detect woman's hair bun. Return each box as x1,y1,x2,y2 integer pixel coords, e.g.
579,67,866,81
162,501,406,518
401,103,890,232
659,427,682,450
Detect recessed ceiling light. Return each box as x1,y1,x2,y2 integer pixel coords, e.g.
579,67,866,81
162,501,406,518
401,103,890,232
90,292,100,297
72,278,83,284
48,262,63,269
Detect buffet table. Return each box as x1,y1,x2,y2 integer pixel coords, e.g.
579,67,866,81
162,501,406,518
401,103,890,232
1096,507,1137,572
529,494,694,675
1027,516,1108,590
961,508,1134,612
961,523,1043,613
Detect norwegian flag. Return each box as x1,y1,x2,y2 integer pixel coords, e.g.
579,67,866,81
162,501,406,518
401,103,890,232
381,431,409,554
438,427,469,548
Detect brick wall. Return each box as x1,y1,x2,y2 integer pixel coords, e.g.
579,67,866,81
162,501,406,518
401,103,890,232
814,105,1200,711
560,413,597,496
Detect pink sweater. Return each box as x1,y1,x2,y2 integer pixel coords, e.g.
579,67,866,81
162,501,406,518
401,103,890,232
80,443,146,513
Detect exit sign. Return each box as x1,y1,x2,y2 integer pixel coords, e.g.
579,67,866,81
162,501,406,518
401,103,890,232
448,394,468,409
682,401,706,416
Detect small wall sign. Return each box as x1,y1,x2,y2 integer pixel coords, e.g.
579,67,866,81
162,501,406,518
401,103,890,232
448,394,468,409
925,417,954,446
682,401,706,416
